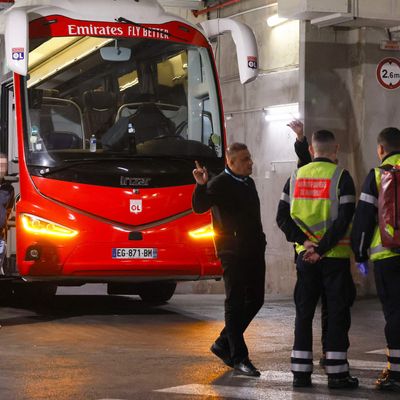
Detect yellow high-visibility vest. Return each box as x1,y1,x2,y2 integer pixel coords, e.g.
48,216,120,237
290,161,351,258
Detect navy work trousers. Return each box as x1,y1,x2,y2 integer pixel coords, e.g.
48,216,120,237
292,255,354,377
374,256,400,380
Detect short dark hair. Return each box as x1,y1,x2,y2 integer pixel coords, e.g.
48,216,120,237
312,130,336,144
311,130,336,155
377,127,400,153
226,142,248,158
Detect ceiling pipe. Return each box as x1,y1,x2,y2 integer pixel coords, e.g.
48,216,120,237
0,0,14,9
192,0,241,17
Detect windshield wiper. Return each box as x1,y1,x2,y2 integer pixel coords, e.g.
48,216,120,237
31,160,101,177
116,17,189,43
31,155,204,177
32,158,133,176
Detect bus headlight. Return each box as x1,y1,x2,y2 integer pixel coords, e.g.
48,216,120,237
21,214,78,238
189,225,215,239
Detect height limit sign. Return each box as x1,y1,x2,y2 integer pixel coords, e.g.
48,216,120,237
377,57,400,90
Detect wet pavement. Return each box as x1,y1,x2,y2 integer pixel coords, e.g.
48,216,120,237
0,285,395,399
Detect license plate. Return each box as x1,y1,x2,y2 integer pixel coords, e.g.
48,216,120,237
112,248,158,259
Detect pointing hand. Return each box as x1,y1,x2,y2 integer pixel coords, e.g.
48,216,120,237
193,160,208,185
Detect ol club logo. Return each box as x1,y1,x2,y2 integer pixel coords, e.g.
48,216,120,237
12,47,25,60
130,199,143,214
247,56,257,69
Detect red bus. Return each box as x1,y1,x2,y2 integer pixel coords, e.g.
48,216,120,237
0,0,258,303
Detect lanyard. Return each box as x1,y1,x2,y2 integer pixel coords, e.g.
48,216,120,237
224,168,249,184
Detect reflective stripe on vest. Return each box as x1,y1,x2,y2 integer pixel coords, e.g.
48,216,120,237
370,153,400,261
289,162,351,258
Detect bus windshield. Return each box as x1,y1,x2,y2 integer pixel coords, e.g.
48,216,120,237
24,35,223,173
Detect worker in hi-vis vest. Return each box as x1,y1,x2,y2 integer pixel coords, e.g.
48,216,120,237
277,130,358,389
351,127,400,393
287,120,357,370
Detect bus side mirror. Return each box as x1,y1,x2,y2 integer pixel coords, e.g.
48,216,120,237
200,18,258,84
210,133,221,146
5,9,29,76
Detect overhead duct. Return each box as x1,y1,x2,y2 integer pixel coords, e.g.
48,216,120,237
200,18,258,84
278,0,400,28
159,0,203,9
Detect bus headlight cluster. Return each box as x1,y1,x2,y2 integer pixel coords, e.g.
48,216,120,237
21,213,78,238
188,225,215,239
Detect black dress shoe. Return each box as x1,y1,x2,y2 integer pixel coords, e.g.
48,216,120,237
328,374,359,389
210,343,233,368
293,375,312,388
376,374,400,392
233,358,261,377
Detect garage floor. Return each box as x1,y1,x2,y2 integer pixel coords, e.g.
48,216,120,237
0,285,395,399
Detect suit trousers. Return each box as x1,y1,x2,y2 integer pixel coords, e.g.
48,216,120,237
215,251,266,364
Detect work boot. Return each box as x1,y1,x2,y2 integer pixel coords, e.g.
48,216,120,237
328,374,359,389
293,374,312,388
375,372,400,392
375,367,389,385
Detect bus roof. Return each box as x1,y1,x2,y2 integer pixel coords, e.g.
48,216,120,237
0,0,193,34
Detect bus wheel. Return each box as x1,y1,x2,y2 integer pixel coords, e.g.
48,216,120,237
13,283,57,305
138,282,176,304
0,282,13,305
35,283,57,300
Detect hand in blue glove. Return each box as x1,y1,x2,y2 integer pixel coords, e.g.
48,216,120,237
356,261,369,275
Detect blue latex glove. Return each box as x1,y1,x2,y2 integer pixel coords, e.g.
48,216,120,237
356,261,369,275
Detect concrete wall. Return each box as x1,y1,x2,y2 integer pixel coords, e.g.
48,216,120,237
301,23,400,295
181,1,400,298
174,1,400,297
178,1,303,297
177,1,302,296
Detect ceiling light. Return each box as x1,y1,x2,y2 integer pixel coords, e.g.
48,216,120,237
267,14,288,28
264,103,300,122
